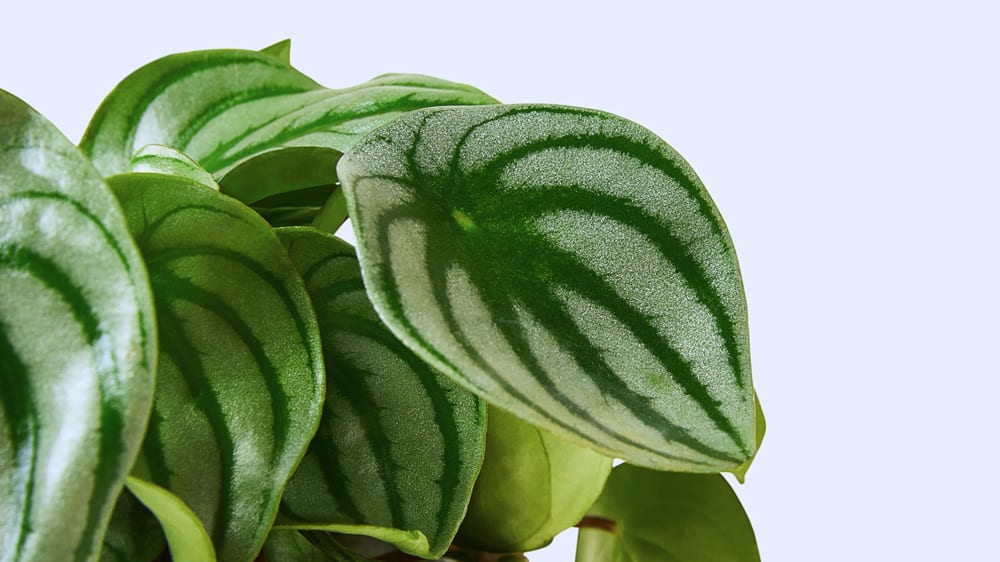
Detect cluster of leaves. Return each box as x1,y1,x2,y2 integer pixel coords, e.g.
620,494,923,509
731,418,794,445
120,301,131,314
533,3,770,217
0,41,764,561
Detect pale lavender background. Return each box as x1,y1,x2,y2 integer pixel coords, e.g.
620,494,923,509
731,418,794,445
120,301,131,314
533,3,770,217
3,1,997,560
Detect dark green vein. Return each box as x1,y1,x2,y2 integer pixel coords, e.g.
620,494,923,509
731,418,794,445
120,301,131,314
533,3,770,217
154,271,290,456
0,319,38,561
150,301,233,545
493,186,747,389
0,243,126,562
327,362,406,529
324,311,470,540
526,237,748,455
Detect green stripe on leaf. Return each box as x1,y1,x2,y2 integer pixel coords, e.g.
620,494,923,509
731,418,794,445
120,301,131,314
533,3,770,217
339,104,755,472
108,173,325,562
275,227,486,560
0,89,156,562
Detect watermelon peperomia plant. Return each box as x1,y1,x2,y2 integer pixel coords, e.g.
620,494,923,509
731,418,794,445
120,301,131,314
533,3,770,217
0,40,765,562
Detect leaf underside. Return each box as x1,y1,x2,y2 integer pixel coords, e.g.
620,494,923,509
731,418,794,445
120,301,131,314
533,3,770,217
108,173,325,562
275,227,486,559
0,89,156,562
339,104,756,472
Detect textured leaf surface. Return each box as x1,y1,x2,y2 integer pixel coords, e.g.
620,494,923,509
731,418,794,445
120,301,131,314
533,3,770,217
0,90,156,562
275,227,486,559
99,488,165,562
108,173,325,562
576,465,759,562
79,43,497,186
126,476,216,562
339,104,755,471
128,144,219,190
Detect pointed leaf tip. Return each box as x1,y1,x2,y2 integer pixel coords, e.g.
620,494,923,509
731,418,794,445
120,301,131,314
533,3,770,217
260,39,292,63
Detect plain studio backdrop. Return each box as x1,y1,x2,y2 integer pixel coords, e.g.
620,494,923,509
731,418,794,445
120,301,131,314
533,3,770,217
3,1,997,560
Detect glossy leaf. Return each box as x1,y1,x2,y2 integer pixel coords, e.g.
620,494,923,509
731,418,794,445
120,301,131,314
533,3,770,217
128,144,219,190
0,90,156,562
108,173,325,562
126,476,216,562
79,44,497,217
576,465,759,562
274,227,486,559
339,104,755,472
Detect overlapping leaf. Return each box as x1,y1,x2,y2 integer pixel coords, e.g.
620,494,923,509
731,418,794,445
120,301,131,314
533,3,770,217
275,227,486,559
108,173,325,562
576,465,759,561
0,90,156,562
125,476,217,562
80,42,497,231
339,104,756,472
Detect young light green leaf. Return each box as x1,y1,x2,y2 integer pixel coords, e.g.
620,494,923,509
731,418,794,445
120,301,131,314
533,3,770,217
259,39,292,64
99,489,165,562
107,173,325,562
79,44,498,193
126,476,217,562
576,465,760,562
0,90,156,562
128,144,220,190
338,104,755,472
274,227,486,560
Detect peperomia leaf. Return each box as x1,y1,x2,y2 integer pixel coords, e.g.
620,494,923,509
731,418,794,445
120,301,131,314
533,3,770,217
125,476,216,562
576,465,759,562
0,90,156,562
107,172,325,562
274,227,486,560
338,104,756,472
79,43,497,228
730,394,766,483
128,144,220,191
100,489,165,562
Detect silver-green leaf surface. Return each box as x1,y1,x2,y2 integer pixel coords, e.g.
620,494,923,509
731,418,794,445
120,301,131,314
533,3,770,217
339,104,755,471
108,173,325,562
79,43,497,207
0,90,156,562
275,227,486,560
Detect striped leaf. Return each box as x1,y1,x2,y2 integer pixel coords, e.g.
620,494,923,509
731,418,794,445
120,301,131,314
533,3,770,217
339,104,756,472
128,144,220,191
576,465,760,562
274,227,486,560
107,173,325,562
125,476,217,562
0,90,156,562
79,42,497,230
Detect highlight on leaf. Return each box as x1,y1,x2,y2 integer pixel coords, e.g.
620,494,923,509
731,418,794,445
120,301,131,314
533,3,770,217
107,172,325,562
80,42,498,231
275,227,486,560
338,103,756,473
0,89,157,562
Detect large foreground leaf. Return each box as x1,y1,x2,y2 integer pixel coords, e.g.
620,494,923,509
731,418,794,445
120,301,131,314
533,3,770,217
576,465,759,561
339,104,756,471
275,227,486,559
0,90,156,561
108,173,325,562
80,42,497,229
